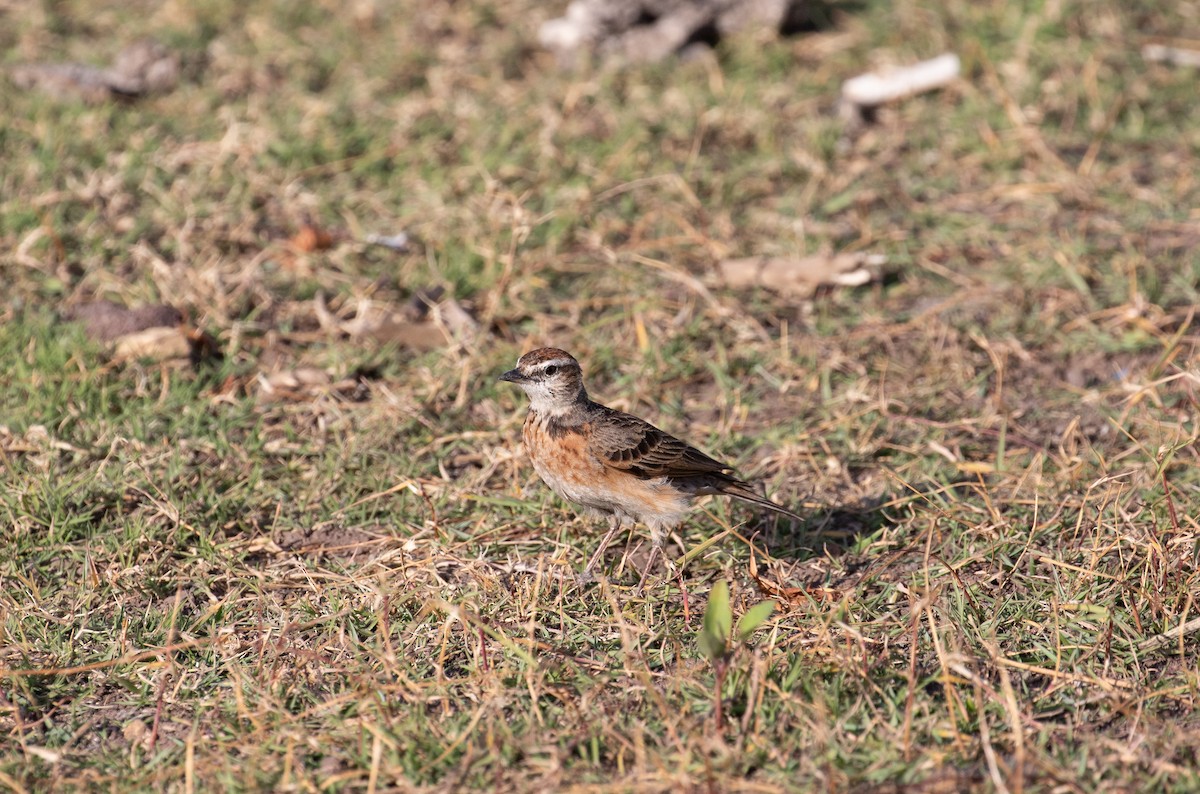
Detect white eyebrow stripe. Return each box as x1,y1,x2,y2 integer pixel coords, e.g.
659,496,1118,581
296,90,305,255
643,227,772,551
527,358,575,370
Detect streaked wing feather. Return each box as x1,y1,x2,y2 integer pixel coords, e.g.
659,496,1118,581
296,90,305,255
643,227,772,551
588,407,731,479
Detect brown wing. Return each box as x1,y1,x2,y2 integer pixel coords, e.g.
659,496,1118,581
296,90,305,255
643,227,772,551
587,406,732,479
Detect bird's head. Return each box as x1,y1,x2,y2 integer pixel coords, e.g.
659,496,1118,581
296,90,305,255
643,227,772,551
499,347,587,414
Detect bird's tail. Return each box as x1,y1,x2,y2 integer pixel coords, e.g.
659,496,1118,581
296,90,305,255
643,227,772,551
719,480,804,523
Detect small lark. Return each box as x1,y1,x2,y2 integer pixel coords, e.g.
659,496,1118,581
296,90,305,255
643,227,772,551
500,347,801,582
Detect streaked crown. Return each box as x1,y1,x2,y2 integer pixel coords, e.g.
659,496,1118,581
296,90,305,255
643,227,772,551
499,347,587,413
515,347,580,377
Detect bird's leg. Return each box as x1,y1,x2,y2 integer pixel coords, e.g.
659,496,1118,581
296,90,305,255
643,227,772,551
635,527,670,595
583,515,622,580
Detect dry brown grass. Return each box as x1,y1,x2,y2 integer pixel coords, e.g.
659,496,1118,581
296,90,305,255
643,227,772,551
2,0,1199,791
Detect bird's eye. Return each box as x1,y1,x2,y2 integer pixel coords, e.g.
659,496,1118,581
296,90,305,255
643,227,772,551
543,365,559,376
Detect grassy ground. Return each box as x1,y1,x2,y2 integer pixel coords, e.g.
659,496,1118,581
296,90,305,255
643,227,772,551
2,0,1199,791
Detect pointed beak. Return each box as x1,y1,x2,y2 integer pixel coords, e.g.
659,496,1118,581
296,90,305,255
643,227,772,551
498,369,527,384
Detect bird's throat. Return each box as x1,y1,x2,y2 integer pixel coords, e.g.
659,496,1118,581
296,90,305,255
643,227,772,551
531,397,591,437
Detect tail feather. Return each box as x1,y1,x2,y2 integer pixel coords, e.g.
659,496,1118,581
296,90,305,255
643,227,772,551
720,482,804,522
673,473,804,522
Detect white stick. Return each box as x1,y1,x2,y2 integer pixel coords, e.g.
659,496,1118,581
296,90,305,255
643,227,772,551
1142,43,1200,68
841,53,961,108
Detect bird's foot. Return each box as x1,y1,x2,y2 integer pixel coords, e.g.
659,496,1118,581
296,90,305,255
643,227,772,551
634,542,667,596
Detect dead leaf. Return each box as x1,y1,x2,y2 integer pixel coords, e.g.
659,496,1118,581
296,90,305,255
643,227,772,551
749,549,837,608
714,253,884,298
113,327,192,362
63,301,182,342
108,39,179,94
290,224,335,253
340,289,477,349
8,39,178,103
261,367,331,391
241,536,284,555
365,318,452,350
256,367,370,402
63,301,220,364
9,62,116,103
